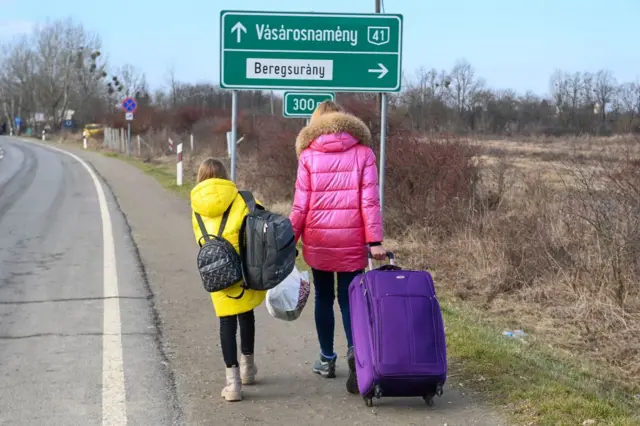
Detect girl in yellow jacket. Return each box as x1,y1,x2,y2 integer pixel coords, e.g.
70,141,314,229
191,158,266,402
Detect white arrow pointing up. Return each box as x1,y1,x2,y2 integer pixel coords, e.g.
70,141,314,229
368,63,389,79
231,22,247,43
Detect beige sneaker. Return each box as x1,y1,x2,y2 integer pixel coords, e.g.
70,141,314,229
240,354,258,385
221,367,242,402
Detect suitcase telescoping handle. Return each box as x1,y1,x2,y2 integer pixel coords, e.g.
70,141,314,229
367,250,395,271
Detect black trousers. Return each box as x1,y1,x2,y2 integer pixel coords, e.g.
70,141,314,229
219,310,255,368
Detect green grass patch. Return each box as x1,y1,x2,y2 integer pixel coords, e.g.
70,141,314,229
102,151,640,426
100,151,192,199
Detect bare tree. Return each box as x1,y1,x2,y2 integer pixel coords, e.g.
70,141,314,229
567,72,582,126
450,59,481,116
593,69,617,124
550,69,569,116
111,64,146,98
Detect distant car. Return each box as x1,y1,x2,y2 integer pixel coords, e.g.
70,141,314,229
83,123,104,137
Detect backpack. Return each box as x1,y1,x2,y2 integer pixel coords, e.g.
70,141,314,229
238,191,296,291
194,203,243,293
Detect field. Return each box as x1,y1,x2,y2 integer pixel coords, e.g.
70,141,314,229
58,118,640,424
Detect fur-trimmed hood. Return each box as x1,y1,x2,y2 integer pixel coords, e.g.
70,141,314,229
295,112,372,157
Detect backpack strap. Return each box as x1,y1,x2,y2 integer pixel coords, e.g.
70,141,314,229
217,202,233,237
194,212,209,247
194,202,234,247
237,190,257,290
239,190,257,213
226,288,245,300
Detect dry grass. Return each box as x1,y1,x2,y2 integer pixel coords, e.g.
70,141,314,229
439,135,640,384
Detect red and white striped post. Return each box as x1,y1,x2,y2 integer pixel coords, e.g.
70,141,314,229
176,142,183,186
168,138,174,153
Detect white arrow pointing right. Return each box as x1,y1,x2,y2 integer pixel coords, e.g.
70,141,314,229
368,63,389,79
231,22,247,43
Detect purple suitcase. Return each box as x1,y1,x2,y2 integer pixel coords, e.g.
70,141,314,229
349,252,447,407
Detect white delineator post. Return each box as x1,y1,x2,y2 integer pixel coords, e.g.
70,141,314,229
168,138,174,153
42,130,46,141
83,130,88,149
190,133,194,151
176,143,183,186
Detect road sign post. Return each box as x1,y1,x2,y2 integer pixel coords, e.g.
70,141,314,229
379,93,388,222
220,11,403,92
121,97,137,156
283,92,335,118
230,91,238,182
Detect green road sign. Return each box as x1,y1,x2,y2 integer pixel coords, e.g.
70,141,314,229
283,92,335,117
220,11,403,92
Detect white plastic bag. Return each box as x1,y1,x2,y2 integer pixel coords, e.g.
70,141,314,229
265,266,310,321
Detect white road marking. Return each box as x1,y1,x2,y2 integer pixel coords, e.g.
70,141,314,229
27,141,126,425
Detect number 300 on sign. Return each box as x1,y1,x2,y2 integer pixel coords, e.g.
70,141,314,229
292,98,317,112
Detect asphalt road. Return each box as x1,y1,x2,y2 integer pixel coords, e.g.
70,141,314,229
0,137,180,425
0,136,506,426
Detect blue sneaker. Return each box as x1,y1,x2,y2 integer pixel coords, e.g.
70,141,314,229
312,353,337,378
346,347,358,394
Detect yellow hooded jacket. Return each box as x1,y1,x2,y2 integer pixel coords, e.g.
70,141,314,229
190,178,266,317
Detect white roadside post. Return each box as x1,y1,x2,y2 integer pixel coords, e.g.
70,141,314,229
41,129,46,141
168,138,174,153
177,142,183,186
83,130,88,149
137,135,141,155
190,133,194,151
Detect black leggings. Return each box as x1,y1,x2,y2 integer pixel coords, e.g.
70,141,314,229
219,310,255,368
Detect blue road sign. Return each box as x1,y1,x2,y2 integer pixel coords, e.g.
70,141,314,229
122,97,137,113
14,117,21,126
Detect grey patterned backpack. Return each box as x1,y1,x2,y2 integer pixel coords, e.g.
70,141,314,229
195,203,243,293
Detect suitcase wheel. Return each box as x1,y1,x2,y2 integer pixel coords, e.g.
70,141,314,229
423,382,444,406
363,385,383,407
423,394,435,406
373,384,383,399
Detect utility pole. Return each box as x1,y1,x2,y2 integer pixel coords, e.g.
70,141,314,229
375,0,382,115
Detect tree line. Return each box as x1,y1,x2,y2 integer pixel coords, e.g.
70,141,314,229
1,18,638,136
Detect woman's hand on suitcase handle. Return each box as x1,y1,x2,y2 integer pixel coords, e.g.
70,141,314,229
370,245,388,261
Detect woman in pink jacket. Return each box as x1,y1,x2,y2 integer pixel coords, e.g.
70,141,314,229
289,101,387,394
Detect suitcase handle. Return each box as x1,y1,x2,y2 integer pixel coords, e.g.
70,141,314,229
367,250,396,271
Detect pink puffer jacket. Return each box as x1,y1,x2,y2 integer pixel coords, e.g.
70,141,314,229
289,111,384,272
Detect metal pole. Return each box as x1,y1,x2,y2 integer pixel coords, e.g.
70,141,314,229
379,93,388,219
137,135,141,156
375,0,382,116
230,90,238,182
127,122,132,156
